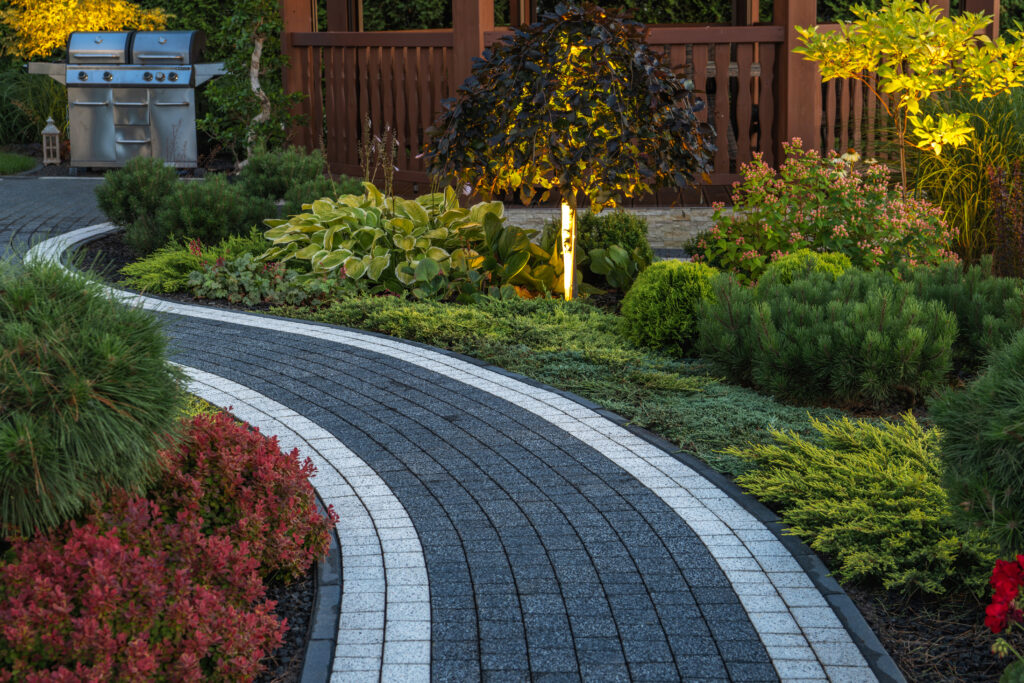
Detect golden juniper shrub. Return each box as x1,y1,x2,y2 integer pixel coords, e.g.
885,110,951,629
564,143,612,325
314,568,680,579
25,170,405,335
729,414,993,594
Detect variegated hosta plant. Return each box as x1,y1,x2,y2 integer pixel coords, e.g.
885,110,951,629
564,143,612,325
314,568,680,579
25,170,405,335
258,182,578,300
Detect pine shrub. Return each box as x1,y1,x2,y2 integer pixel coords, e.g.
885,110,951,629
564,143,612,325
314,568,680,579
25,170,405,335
0,259,184,535
762,249,851,284
729,415,992,593
119,242,203,293
154,175,275,247
95,157,177,253
930,328,1024,557
620,260,717,355
698,269,956,409
239,146,330,200
901,257,1024,374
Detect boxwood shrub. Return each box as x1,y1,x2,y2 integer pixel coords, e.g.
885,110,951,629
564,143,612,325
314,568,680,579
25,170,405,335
620,260,717,355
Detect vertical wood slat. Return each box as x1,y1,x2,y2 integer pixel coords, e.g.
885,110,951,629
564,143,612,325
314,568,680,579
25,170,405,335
310,46,324,150
692,44,709,124
325,46,340,168
759,42,775,167
369,47,382,137
345,46,360,167
396,47,411,170
381,46,396,165
296,46,312,148
432,47,446,127
404,47,420,172
713,43,730,173
852,78,863,155
839,77,850,152
418,47,433,171
735,43,753,166
866,73,876,159
825,78,836,152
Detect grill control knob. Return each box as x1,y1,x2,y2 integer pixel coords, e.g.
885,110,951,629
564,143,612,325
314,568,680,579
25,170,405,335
102,71,113,82
77,71,88,81
143,72,153,82
167,72,179,82
155,72,166,82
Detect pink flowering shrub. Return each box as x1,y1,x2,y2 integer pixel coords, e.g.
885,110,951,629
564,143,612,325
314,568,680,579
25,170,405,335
150,412,338,582
692,139,958,283
0,496,285,682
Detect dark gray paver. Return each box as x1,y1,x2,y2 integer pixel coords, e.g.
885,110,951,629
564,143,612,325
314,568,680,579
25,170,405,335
160,317,777,681
0,178,106,257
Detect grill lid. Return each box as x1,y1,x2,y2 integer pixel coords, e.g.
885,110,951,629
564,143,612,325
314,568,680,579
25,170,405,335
67,31,132,64
131,31,204,65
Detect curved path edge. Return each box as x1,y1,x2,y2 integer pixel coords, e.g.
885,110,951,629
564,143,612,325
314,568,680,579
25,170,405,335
33,223,904,683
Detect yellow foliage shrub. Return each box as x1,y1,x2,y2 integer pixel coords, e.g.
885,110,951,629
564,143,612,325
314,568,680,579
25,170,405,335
1,0,168,60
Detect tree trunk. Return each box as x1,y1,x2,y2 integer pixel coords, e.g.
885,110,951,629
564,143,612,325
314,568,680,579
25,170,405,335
245,31,273,159
560,199,577,301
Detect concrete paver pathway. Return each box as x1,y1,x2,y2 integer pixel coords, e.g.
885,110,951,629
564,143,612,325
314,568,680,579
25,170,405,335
4,178,901,682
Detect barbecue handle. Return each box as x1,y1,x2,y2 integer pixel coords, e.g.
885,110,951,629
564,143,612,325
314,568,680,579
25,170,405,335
70,100,110,107
116,138,152,144
135,53,184,61
153,101,190,107
69,52,120,59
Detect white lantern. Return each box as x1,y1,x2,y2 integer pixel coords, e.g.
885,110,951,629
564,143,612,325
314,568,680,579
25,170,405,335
41,117,61,166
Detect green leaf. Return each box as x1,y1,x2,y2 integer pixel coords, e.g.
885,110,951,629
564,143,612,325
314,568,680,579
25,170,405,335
415,258,441,282
367,254,391,281
502,251,531,280
343,255,368,279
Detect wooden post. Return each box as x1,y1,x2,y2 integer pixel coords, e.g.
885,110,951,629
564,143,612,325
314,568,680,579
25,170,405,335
930,0,951,16
964,0,1000,37
281,0,315,147
773,0,818,161
732,0,759,25
451,0,495,95
327,0,363,31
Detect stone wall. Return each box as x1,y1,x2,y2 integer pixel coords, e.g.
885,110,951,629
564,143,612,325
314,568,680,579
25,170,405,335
504,206,720,253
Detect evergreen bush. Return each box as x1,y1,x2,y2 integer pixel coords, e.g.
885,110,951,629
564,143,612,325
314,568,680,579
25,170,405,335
761,249,851,284
620,260,717,355
239,146,330,200
95,157,177,253
0,259,184,535
931,328,1024,556
729,414,992,594
154,175,275,247
282,174,363,216
698,268,956,409
901,257,1024,374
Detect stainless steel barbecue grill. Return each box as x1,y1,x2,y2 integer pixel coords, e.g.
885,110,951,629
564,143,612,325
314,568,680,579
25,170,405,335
29,30,225,168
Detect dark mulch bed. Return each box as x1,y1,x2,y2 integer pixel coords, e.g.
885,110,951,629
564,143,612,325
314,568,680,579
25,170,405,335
76,228,1024,683
256,565,315,683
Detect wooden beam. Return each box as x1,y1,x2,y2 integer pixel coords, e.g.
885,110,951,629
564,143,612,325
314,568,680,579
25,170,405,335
281,0,316,148
773,0,818,161
292,30,455,47
451,0,494,95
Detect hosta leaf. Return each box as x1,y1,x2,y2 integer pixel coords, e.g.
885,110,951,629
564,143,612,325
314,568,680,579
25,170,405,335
425,246,450,261
502,250,531,280
394,235,416,251
317,251,348,270
415,258,441,282
395,263,417,285
294,243,323,259
367,254,391,281
343,255,368,279
312,199,334,216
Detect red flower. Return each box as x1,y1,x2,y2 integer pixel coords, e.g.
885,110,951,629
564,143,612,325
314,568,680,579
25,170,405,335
986,556,1024,634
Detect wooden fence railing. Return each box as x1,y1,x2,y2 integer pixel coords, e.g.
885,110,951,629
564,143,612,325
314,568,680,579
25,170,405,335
280,0,997,200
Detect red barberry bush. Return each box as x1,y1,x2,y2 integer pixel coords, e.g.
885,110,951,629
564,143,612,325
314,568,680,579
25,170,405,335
0,496,285,682
151,412,338,582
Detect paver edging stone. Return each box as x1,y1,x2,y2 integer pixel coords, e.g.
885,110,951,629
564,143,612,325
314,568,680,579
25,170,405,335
49,223,904,683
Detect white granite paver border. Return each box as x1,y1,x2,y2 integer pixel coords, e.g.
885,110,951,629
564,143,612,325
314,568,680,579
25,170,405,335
33,224,878,683
173,364,430,683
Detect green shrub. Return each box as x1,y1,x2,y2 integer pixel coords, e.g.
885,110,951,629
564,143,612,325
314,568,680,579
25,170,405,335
155,175,275,247
239,146,329,200
761,249,851,284
119,243,202,293
95,157,177,253
541,209,655,287
189,252,344,307
0,69,67,146
729,414,992,594
620,260,717,355
901,257,1024,374
698,268,956,409
931,328,1024,557
0,258,184,535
